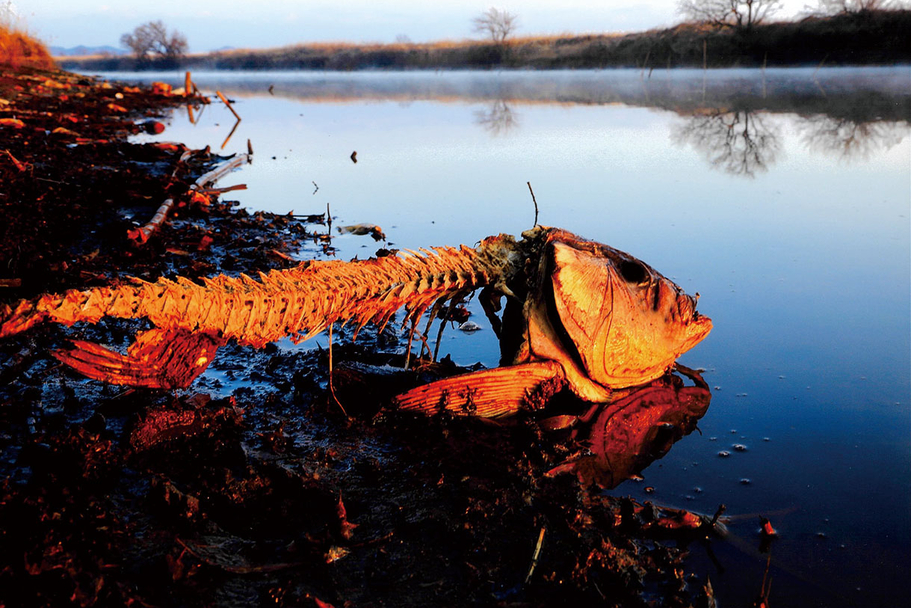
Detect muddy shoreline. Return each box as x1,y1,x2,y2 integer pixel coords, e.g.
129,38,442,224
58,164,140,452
1,67,728,607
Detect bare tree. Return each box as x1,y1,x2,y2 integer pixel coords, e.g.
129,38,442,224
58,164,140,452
472,7,519,44
677,0,782,29
121,20,188,64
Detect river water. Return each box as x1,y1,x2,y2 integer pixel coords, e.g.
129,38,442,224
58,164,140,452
95,68,910,607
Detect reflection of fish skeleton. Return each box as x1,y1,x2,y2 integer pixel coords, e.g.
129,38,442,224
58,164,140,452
0,227,711,416
544,365,712,489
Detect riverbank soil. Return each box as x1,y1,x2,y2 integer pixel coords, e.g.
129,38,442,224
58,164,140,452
1,67,725,607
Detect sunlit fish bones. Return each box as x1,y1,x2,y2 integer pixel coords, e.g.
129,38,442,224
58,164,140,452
0,227,712,417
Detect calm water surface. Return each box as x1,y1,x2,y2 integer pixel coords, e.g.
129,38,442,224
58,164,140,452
97,68,910,607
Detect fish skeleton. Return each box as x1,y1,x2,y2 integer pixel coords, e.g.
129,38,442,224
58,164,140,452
0,227,711,416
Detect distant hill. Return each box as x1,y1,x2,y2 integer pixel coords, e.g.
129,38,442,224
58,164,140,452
50,45,128,57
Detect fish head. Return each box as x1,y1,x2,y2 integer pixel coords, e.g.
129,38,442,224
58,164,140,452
530,229,711,391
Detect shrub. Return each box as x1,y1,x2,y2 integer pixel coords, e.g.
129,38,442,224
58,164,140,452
0,24,53,69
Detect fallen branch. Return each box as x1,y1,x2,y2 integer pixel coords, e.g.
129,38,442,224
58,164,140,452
194,153,250,187
128,152,252,245
127,199,177,245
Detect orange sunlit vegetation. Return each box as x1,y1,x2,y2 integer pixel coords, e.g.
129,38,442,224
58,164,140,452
0,22,53,69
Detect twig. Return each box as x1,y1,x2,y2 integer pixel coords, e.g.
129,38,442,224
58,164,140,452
812,54,829,97
247,138,253,156
201,184,247,195
2,149,26,172
194,101,207,123
524,526,546,584
184,71,192,97
327,323,350,419
709,503,727,527
702,39,707,102
216,90,242,121
220,118,241,150
526,181,539,227
35,176,70,185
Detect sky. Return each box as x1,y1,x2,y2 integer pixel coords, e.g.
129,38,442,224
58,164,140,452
13,1,814,52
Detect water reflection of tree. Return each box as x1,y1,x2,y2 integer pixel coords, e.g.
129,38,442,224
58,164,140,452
672,110,781,177
798,116,908,162
474,100,519,135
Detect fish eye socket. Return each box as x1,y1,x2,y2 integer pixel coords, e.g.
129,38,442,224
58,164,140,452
618,259,649,285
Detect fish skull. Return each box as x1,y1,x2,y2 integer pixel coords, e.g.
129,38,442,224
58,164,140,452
520,229,712,401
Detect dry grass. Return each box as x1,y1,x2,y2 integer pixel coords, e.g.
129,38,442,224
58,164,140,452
0,24,53,69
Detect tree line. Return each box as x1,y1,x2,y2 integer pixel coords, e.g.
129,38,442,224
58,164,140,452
121,1,909,67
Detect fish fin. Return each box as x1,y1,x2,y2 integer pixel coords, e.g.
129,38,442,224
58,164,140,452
392,361,565,418
53,328,225,389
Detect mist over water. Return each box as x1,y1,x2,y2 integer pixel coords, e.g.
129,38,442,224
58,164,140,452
99,67,910,607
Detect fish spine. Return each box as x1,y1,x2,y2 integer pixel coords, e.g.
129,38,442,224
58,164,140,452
0,234,523,345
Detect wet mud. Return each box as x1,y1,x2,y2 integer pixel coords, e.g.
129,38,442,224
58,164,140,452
1,67,724,607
